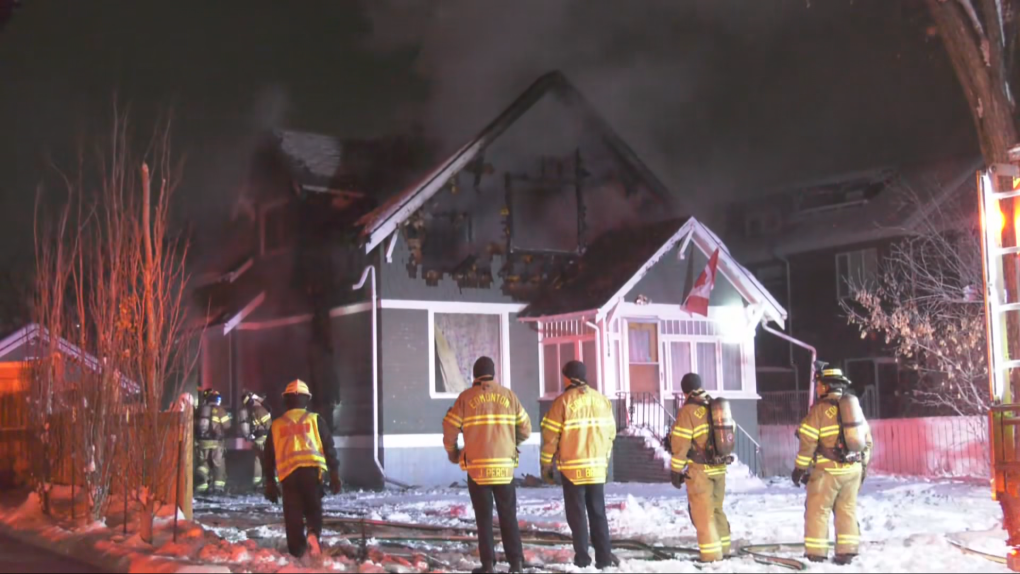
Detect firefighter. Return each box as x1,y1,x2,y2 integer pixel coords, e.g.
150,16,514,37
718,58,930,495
793,368,874,565
668,373,733,562
263,379,341,559
196,389,231,494
239,391,272,491
540,360,619,570
442,357,531,574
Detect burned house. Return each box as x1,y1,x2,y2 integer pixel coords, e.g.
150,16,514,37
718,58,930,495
194,71,786,487
724,156,982,419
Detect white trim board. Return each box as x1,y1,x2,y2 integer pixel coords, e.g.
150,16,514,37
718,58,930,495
235,301,373,332
329,433,541,450
381,299,526,313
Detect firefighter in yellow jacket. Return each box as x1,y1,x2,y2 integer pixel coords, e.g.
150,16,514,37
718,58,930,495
793,368,873,565
443,357,531,574
196,389,231,494
239,391,272,490
541,360,619,570
669,373,731,562
263,380,341,559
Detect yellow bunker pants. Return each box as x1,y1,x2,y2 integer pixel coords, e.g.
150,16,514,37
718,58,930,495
686,463,731,561
804,464,862,557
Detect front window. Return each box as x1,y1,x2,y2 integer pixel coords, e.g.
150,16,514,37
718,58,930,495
432,312,503,397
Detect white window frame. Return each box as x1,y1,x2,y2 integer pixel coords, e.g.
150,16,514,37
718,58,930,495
836,247,878,301
540,336,597,398
428,307,511,400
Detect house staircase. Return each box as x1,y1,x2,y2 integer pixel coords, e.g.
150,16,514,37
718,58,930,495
612,392,676,483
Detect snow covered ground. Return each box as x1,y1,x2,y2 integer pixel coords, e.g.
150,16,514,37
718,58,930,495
193,473,1009,573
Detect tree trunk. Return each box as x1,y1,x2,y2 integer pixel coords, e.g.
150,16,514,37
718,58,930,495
927,0,1020,547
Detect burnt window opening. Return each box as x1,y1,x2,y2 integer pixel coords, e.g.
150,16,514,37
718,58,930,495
421,211,473,267
505,152,588,255
836,247,879,300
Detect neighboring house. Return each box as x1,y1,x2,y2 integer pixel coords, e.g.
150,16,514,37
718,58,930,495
723,156,982,419
194,71,786,488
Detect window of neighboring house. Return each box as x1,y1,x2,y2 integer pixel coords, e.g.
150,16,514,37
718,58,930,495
432,312,503,397
262,203,295,254
836,248,879,300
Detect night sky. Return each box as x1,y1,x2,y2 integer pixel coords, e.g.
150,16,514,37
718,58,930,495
0,0,976,265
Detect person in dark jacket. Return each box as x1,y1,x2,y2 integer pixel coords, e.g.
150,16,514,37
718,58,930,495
263,379,341,558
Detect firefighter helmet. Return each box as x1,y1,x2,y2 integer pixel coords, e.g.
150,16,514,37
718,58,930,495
204,389,222,406
283,379,311,397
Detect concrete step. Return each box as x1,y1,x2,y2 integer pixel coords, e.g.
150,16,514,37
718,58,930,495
613,435,671,483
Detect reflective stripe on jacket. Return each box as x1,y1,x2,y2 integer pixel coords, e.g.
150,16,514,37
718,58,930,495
271,409,327,482
795,392,874,475
670,390,726,477
442,378,532,486
540,383,616,485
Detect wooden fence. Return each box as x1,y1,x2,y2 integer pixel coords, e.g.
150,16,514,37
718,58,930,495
0,361,192,518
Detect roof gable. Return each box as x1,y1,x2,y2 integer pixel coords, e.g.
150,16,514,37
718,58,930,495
356,70,678,254
519,218,787,328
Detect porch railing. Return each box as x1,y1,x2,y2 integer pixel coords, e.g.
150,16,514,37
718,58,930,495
615,392,675,442
616,391,763,477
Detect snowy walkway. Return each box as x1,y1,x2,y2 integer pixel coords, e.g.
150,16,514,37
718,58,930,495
194,475,1010,573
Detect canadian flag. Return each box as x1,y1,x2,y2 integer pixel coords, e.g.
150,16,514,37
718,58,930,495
683,248,720,317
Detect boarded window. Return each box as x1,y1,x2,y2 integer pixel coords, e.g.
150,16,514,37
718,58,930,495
696,342,718,391
433,313,501,395
721,342,742,391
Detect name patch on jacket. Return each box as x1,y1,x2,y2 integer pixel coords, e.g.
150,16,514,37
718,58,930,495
469,393,511,410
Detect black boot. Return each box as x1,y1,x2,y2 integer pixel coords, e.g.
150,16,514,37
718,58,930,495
596,553,621,569
805,555,827,563
834,554,856,566
471,564,494,574
508,560,524,573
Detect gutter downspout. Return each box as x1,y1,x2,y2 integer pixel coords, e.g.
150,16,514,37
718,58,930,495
761,323,818,409
353,263,413,489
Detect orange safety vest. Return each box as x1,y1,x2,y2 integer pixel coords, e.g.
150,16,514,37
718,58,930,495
271,409,327,482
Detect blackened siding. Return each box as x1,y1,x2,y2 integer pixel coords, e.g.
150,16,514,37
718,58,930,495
201,330,234,404
380,239,517,303
626,242,742,306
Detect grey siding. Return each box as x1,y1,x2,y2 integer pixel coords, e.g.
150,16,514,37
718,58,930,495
379,240,517,303
509,315,541,427
332,311,373,436
383,445,541,487
378,307,437,434
626,242,742,307
378,308,543,434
